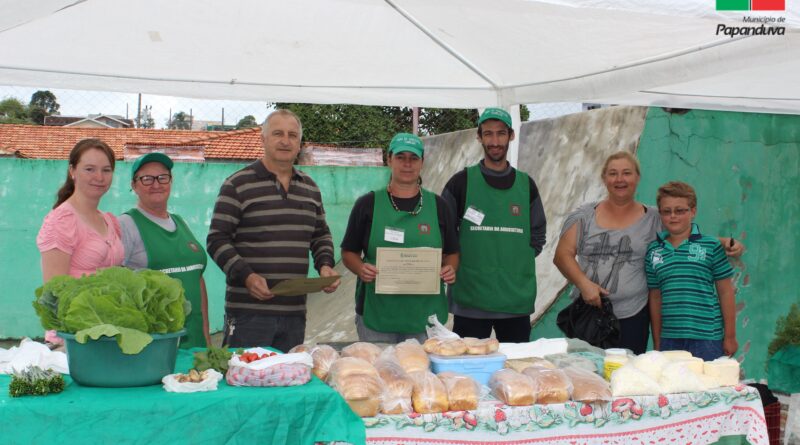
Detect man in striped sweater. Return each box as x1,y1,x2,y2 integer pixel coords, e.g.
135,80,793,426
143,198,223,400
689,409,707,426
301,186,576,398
207,109,340,352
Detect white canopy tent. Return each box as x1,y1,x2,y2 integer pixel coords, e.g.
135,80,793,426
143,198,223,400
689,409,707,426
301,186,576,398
0,0,798,114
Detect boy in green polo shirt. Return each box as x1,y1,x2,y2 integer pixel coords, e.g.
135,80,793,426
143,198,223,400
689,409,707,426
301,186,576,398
645,181,737,361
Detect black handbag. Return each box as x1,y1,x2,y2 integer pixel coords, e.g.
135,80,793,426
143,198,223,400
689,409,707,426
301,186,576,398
556,296,621,348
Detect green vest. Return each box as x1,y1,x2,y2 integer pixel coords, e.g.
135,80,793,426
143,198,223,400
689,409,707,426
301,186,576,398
452,165,537,314
360,187,448,333
125,209,207,349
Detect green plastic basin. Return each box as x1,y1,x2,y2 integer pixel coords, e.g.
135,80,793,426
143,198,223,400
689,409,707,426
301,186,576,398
58,330,185,387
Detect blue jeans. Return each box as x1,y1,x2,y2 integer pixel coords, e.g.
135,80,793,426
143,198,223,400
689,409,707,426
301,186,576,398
660,338,724,361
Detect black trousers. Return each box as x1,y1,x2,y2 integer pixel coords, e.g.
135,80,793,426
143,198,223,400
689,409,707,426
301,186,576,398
452,315,531,343
616,303,650,354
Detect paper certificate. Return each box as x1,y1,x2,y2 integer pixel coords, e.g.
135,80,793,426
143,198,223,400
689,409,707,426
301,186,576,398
270,275,340,296
375,247,442,295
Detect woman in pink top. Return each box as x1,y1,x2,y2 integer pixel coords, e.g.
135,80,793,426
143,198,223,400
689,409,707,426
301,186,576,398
37,139,125,343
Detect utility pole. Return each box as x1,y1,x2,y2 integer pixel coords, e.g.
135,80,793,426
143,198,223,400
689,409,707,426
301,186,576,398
412,107,419,135
221,108,225,127
136,93,142,128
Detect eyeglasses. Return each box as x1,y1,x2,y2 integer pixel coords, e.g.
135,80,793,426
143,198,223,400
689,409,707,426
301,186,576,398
659,208,691,216
135,174,172,185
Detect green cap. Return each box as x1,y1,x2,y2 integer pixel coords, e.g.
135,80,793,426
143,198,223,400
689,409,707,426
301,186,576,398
131,152,173,178
388,133,424,157
478,107,512,129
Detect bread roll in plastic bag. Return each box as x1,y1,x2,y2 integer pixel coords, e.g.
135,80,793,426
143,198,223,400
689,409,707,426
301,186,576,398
489,369,536,406
463,337,500,355
408,370,449,413
423,337,467,356
522,366,572,403
374,350,414,414
505,357,557,372
309,345,339,381
437,371,479,411
562,366,611,402
341,342,383,364
395,339,430,373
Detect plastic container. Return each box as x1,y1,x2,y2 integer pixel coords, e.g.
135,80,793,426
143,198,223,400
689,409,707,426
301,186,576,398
59,330,184,387
603,348,629,381
764,402,781,445
429,353,506,386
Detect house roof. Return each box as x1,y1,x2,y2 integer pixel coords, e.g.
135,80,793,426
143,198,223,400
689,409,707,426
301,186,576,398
0,124,263,160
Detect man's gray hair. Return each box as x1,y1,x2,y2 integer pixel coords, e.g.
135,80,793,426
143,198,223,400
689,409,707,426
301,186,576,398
261,109,303,139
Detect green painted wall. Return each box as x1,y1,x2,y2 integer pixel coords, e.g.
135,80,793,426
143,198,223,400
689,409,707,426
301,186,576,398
636,107,800,381
0,159,389,339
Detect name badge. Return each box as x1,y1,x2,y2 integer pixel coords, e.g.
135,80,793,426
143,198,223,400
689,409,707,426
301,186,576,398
463,206,485,226
384,227,405,244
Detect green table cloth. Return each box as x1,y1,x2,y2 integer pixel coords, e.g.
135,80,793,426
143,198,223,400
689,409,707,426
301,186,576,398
0,348,366,445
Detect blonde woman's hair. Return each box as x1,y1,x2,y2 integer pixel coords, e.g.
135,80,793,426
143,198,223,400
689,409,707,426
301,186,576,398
601,151,641,180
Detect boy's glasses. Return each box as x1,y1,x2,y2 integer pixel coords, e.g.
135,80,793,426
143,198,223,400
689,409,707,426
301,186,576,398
135,174,172,185
659,208,691,216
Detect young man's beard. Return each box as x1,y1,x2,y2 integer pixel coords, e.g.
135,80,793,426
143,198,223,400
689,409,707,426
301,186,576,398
483,143,509,163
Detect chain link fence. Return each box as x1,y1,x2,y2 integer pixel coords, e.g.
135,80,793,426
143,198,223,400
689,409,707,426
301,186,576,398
1,85,592,147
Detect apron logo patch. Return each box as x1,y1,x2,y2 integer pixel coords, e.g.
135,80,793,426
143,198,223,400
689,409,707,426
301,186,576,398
510,204,521,216
187,242,200,252
418,223,431,234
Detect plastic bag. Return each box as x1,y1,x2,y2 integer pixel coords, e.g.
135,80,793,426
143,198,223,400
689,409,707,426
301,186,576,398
374,349,414,414
523,366,572,403
423,337,467,356
226,347,312,387
489,369,536,406
425,314,460,340
394,339,429,373
341,342,383,364
610,363,661,396
556,296,620,348
562,366,612,402
408,370,449,413
328,357,383,417
162,369,223,393
310,344,339,381
438,371,479,411
545,352,598,374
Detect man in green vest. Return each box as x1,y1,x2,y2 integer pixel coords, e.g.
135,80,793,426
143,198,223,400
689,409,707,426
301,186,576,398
120,153,210,348
442,108,546,343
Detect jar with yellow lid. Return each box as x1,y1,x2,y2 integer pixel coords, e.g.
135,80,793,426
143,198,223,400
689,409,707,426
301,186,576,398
603,348,629,381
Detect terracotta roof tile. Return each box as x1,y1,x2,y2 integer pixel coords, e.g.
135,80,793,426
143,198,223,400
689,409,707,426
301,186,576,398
0,124,264,161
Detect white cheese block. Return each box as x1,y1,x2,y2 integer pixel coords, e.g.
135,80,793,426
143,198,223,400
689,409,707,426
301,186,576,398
698,373,722,390
631,351,669,381
659,362,706,393
611,364,662,396
672,357,704,375
662,350,693,361
703,357,740,386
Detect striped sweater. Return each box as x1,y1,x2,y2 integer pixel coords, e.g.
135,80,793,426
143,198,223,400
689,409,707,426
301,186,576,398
206,160,334,316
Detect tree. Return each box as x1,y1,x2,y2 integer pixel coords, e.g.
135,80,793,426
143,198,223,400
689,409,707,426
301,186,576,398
418,108,478,135
273,103,411,148
29,90,60,115
167,111,191,130
27,90,60,125
236,115,258,129
0,98,30,124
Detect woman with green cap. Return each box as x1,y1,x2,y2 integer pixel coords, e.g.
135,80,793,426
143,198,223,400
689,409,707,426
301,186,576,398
341,133,459,343
119,153,210,348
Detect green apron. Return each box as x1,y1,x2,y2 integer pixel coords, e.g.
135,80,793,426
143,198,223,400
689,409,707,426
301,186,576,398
452,165,537,314
126,209,207,348
360,187,448,333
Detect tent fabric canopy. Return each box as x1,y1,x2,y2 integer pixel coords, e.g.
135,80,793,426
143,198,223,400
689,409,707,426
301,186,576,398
0,0,798,114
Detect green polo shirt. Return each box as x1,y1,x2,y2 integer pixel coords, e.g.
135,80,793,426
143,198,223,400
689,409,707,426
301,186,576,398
645,224,734,340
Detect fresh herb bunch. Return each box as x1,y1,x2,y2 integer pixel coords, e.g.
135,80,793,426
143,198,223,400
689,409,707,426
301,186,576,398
9,365,65,397
768,303,800,358
193,347,241,374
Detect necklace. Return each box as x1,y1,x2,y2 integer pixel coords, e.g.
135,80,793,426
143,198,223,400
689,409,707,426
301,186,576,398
387,186,423,216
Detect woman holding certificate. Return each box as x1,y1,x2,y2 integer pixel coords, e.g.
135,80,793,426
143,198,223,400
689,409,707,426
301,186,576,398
341,133,460,343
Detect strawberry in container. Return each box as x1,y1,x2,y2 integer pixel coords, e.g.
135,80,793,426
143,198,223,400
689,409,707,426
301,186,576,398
226,347,314,387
